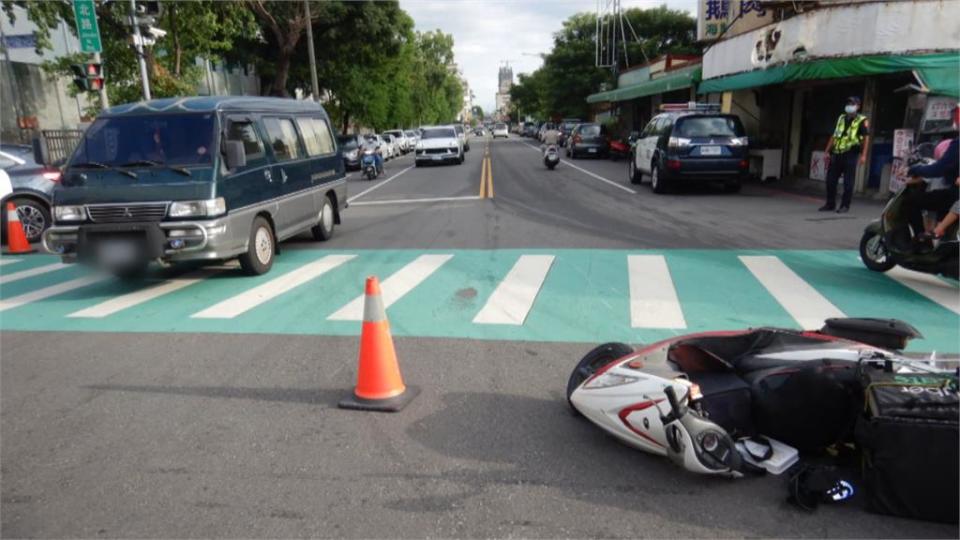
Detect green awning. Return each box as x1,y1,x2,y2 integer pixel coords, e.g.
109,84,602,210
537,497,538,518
698,53,959,97
587,66,701,104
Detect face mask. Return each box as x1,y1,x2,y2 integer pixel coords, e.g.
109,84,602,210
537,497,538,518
845,105,858,114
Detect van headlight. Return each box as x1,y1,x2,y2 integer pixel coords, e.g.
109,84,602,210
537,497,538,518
168,197,226,218
54,205,87,222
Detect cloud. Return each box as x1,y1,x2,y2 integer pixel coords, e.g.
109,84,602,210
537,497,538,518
400,0,697,114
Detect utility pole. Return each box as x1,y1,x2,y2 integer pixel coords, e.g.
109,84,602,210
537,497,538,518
129,0,151,100
304,0,320,102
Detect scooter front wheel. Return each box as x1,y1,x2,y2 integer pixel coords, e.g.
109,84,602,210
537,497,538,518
859,229,896,272
566,342,634,414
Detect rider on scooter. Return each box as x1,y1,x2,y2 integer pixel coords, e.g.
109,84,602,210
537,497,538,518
905,106,959,245
542,125,561,153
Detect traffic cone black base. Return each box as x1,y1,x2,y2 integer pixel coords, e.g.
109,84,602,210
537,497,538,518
339,385,420,413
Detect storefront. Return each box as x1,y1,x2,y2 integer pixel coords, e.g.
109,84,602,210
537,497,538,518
697,0,959,193
586,55,701,137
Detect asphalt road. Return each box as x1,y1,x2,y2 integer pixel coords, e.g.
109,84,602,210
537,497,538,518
2,135,957,538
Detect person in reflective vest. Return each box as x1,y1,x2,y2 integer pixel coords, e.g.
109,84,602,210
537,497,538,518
820,96,870,213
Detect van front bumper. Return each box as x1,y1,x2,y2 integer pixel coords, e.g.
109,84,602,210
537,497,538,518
42,217,244,264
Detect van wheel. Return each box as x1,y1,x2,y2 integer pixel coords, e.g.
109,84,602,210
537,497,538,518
239,216,274,275
311,197,336,241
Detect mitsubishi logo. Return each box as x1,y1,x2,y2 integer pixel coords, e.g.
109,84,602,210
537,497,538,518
123,207,133,218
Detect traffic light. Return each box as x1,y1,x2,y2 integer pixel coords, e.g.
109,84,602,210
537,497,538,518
70,63,104,92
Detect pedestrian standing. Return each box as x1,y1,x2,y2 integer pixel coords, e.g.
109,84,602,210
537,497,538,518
820,96,870,213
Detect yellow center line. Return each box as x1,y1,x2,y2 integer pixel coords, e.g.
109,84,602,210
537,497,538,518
486,154,494,198
479,154,488,198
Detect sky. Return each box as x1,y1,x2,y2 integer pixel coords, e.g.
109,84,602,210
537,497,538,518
400,0,698,114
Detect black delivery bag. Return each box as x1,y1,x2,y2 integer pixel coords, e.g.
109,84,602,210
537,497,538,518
855,367,959,523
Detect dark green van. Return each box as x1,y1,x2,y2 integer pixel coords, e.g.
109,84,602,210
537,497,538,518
41,96,347,275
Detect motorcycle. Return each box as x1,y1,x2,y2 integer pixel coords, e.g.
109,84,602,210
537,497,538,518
543,144,560,170
361,148,382,181
566,318,939,478
859,145,959,279
608,137,630,161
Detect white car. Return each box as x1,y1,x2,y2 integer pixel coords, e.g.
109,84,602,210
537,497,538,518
0,169,12,204
385,130,408,153
492,123,509,138
380,134,397,159
414,125,463,166
404,130,419,147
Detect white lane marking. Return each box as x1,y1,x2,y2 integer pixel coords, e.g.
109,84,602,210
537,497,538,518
0,262,69,284
346,165,415,203
0,258,21,267
523,142,637,194
0,275,107,312
351,195,482,206
474,255,554,325
192,254,356,319
628,255,686,329
68,268,223,318
328,254,453,321
886,266,959,314
740,255,845,329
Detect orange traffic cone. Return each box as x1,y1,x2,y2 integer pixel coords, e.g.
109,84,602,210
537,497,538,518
339,276,419,412
5,202,35,254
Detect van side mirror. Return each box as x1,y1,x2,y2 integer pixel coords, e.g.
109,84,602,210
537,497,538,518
629,131,639,143
223,140,247,169
33,136,50,166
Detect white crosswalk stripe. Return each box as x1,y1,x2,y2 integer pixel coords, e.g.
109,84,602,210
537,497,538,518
0,275,108,312
192,254,356,319
628,255,687,329
740,255,845,329
474,255,554,325
69,268,223,318
0,262,69,284
886,267,959,315
328,254,453,321
0,258,21,267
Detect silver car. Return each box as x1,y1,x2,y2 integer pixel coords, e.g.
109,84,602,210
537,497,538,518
0,144,63,242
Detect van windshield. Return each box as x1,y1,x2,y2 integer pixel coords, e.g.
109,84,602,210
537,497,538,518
422,128,455,139
71,114,215,168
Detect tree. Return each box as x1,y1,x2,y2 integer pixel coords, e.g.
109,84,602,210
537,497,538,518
507,6,699,121
471,105,484,121
244,0,322,97
4,0,255,111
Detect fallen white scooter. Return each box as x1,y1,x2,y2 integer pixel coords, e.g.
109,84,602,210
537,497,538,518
566,319,933,477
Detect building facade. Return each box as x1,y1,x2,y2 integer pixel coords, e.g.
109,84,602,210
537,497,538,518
586,0,959,194
495,65,513,119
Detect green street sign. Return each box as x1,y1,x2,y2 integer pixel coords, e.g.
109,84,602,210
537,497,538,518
72,0,102,53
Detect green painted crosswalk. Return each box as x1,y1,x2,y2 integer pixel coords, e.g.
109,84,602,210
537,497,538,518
0,249,956,353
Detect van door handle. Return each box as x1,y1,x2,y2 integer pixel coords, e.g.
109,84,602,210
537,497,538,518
280,169,288,184
264,169,273,182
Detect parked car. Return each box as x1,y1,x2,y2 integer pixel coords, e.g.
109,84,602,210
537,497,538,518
629,109,748,194
384,130,409,153
380,134,398,159
41,96,346,276
0,143,63,243
454,124,469,152
523,123,539,138
415,125,463,166
566,123,609,159
492,123,509,138
337,134,364,170
404,129,419,147
558,119,581,147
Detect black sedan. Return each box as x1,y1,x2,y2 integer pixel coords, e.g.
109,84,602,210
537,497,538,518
566,123,608,159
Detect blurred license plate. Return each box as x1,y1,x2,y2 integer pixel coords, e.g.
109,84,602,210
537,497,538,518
433,155,443,160
98,239,138,266
588,148,597,153
700,146,721,155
